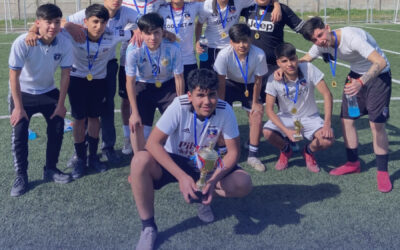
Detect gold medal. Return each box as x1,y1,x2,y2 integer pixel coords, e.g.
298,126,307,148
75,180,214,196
155,80,162,88
221,32,228,39
254,32,260,40
161,58,169,67
291,107,297,114
331,80,337,88
86,73,93,81
244,89,249,98
176,37,181,43
239,16,246,23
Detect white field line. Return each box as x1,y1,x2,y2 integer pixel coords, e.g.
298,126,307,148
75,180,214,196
2,99,400,119
351,25,400,33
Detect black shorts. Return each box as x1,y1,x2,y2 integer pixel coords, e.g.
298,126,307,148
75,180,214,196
118,65,128,99
341,71,391,123
68,76,107,120
153,153,241,190
225,79,259,111
183,63,198,92
136,78,176,126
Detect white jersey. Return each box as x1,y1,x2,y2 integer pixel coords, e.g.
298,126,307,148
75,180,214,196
266,62,324,118
158,2,202,65
120,0,165,66
308,27,390,75
198,0,254,49
213,45,268,83
125,39,183,83
61,29,131,79
8,33,73,95
67,7,139,60
156,95,239,158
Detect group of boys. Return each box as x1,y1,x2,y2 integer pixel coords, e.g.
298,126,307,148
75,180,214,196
8,1,393,249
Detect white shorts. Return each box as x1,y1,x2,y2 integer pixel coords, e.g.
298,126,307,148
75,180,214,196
263,113,324,141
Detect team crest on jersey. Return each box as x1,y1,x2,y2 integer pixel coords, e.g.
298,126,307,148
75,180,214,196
161,58,169,66
207,126,218,139
184,13,191,20
119,30,125,36
229,5,236,13
259,9,265,15
299,79,307,86
53,53,61,60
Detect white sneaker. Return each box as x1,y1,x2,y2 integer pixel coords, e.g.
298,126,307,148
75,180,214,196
197,204,214,223
136,227,157,250
122,136,132,155
247,157,266,172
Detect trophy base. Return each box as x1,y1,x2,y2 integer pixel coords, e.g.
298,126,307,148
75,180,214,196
189,190,204,203
293,134,303,141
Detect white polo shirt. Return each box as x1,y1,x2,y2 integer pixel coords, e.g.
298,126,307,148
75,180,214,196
158,2,202,65
213,44,268,83
198,0,254,49
266,62,324,118
61,28,131,79
8,33,73,95
308,27,390,75
156,95,239,158
125,39,183,83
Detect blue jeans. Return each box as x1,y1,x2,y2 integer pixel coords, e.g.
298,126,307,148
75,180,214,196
101,59,118,150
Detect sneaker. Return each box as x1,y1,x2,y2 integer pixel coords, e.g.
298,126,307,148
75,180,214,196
136,227,157,250
247,157,266,172
71,158,86,180
377,171,392,193
302,148,320,173
275,149,292,171
102,148,121,164
197,204,214,223
88,155,108,173
43,167,72,184
10,174,28,197
67,152,78,169
330,161,361,176
122,137,133,155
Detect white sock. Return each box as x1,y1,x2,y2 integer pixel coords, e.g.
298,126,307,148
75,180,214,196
123,125,130,137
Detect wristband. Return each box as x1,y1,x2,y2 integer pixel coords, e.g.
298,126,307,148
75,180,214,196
356,78,364,86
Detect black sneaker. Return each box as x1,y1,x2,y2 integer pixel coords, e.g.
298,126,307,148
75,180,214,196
71,158,86,180
67,152,78,169
88,155,108,173
10,174,28,197
102,148,120,164
43,167,72,184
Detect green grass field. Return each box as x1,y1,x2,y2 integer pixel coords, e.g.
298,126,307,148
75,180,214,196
1,23,400,249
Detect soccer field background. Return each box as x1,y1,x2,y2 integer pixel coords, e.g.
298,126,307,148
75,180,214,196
1,23,400,249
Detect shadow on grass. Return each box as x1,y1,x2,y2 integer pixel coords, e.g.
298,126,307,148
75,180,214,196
156,183,340,248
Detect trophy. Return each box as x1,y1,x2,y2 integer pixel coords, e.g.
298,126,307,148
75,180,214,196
293,119,304,141
191,143,218,203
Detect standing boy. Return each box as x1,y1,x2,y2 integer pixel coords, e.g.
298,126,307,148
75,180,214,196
213,23,268,171
264,42,334,172
8,3,73,197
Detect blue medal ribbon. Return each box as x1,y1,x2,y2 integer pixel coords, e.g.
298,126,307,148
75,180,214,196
169,4,185,36
254,4,270,32
193,111,209,148
145,45,161,80
233,50,249,91
283,76,300,104
217,2,229,29
86,33,104,73
328,31,338,77
133,0,147,15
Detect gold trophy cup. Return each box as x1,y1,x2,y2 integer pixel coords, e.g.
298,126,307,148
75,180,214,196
293,119,304,141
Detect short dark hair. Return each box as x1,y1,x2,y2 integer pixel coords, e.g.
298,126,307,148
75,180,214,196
85,4,109,21
137,13,164,33
36,3,63,20
187,69,218,92
300,16,325,41
229,23,251,43
275,42,297,59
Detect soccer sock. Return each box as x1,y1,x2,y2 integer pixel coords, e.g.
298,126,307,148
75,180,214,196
141,217,157,231
248,144,258,158
218,146,227,156
87,136,99,158
376,154,389,172
306,144,313,155
346,148,359,162
74,142,86,160
123,125,130,138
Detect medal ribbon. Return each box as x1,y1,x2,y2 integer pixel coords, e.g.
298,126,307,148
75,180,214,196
133,0,147,15
193,111,209,149
283,76,300,104
169,4,185,36
233,50,249,90
145,45,161,80
86,33,104,74
328,31,338,77
254,4,270,32
216,2,229,29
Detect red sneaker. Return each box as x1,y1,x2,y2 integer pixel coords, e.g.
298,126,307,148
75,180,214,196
330,161,360,176
377,171,392,193
275,149,292,171
302,148,320,173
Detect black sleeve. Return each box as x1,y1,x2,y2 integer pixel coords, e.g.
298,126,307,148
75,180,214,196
281,4,303,32
240,6,250,19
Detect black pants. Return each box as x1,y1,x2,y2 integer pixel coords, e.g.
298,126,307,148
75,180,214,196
9,89,64,174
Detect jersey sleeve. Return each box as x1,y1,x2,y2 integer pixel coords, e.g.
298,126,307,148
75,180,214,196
125,44,139,77
213,50,227,76
265,75,278,96
125,7,139,29
308,44,322,60
306,62,324,86
238,0,255,9
66,9,85,25
60,39,73,69
221,103,239,139
255,50,268,76
8,35,28,70
349,34,375,60
197,2,210,24
156,97,180,136
281,4,304,32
